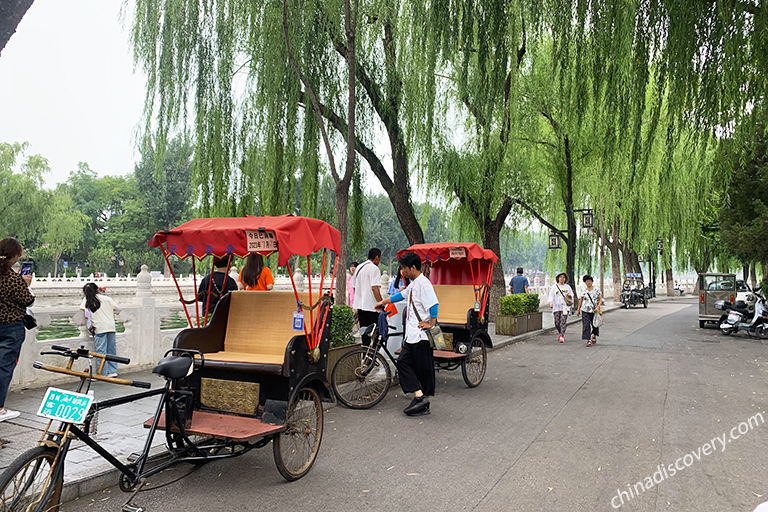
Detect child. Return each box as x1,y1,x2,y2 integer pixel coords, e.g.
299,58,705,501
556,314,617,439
80,283,119,377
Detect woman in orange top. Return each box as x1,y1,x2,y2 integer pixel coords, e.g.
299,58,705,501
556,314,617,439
238,254,275,291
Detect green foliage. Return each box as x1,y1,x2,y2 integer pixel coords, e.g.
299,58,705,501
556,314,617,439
36,192,89,276
0,142,50,242
330,304,355,347
498,293,540,316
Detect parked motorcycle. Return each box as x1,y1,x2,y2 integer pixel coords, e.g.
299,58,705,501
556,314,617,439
715,286,768,337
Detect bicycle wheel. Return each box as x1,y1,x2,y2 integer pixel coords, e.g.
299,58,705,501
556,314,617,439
273,387,323,481
0,446,63,512
331,347,392,409
461,335,487,388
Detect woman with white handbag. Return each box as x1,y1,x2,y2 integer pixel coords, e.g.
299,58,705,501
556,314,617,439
577,275,604,347
547,272,574,343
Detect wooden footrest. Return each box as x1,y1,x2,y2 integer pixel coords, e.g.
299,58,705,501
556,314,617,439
394,348,466,360
144,410,283,442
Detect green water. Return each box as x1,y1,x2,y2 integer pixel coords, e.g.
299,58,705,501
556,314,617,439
35,311,190,341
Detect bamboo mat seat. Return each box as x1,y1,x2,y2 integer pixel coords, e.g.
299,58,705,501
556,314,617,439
432,285,476,325
204,291,312,366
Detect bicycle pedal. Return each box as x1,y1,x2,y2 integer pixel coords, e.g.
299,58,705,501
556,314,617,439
126,452,141,463
122,505,145,512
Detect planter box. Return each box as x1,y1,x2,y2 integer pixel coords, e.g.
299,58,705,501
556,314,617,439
327,343,361,372
526,312,543,332
495,314,528,336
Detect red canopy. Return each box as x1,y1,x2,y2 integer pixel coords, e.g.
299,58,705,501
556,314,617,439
149,215,341,267
397,243,498,263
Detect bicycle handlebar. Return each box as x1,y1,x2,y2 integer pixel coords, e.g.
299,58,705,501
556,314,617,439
32,361,151,388
46,345,131,365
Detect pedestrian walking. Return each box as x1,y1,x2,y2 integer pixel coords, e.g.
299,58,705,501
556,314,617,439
376,252,439,416
509,267,529,294
0,238,34,422
80,283,120,377
237,254,274,291
547,272,573,343
353,248,383,347
347,261,358,306
577,275,604,347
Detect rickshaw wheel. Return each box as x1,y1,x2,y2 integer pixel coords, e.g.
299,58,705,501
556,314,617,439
331,348,392,409
273,387,323,481
461,335,487,388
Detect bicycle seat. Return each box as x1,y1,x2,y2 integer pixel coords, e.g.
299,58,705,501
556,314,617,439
358,324,376,337
152,355,194,380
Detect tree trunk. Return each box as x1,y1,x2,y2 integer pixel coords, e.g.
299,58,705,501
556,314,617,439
608,242,622,302
598,209,606,297
0,0,34,57
666,268,675,296
564,136,577,296
335,185,350,303
483,223,505,322
750,262,757,289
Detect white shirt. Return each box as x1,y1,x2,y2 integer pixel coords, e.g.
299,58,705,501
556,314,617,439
352,260,382,312
80,295,118,334
399,274,439,344
547,284,573,315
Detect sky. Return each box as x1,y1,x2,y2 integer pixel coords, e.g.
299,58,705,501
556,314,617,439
0,0,146,187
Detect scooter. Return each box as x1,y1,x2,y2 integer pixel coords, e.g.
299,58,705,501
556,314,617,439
716,287,768,337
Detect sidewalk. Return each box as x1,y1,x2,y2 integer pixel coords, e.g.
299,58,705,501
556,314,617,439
0,294,696,502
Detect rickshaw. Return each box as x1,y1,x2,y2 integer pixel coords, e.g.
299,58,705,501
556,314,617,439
621,273,649,308
0,215,339,512
698,273,736,328
331,242,495,409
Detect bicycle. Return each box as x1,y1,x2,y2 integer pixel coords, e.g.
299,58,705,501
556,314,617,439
331,308,488,409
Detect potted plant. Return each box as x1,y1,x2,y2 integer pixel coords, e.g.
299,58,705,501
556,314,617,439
524,294,543,332
328,304,360,370
496,295,528,336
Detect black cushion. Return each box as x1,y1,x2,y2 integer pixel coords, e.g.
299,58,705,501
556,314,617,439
153,355,194,379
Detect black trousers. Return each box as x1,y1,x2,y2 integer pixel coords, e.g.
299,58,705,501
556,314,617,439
582,312,600,340
357,310,379,347
397,339,436,396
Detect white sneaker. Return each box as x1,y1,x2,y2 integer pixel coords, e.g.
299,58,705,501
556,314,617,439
0,409,20,422
106,373,118,378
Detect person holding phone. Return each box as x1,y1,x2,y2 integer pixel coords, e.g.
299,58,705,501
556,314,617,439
0,238,34,422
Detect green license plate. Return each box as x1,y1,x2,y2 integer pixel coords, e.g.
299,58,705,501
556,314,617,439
36,387,93,424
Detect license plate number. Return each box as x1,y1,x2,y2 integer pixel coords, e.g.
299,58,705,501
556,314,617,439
36,387,93,424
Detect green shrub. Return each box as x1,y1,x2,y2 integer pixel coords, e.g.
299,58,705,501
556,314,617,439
523,293,540,313
330,304,356,347
498,293,540,316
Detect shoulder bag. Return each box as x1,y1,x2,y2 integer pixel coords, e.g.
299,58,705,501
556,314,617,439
587,292,605,328
557,286,573,307
22,308,36,330
410,294,445,350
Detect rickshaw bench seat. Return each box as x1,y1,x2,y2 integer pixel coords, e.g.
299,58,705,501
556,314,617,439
432,285,477,325
199,290,314,374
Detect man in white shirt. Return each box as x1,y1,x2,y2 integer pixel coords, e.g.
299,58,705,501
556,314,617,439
353,248,383,347
376,252,439,416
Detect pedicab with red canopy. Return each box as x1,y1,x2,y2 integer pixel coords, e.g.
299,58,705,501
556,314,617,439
330,242,495,410
147,215,340,481
396,243,496,387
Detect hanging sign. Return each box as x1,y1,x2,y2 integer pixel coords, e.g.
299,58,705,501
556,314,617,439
582,212,595,229
245,230,278,253
449,247,467,259
292,310,305,331
638,255,645,263
549,234,562,250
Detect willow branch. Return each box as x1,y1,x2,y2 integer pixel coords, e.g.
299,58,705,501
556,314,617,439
298,92,394,194
282,0,340,183
514,198,569,243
